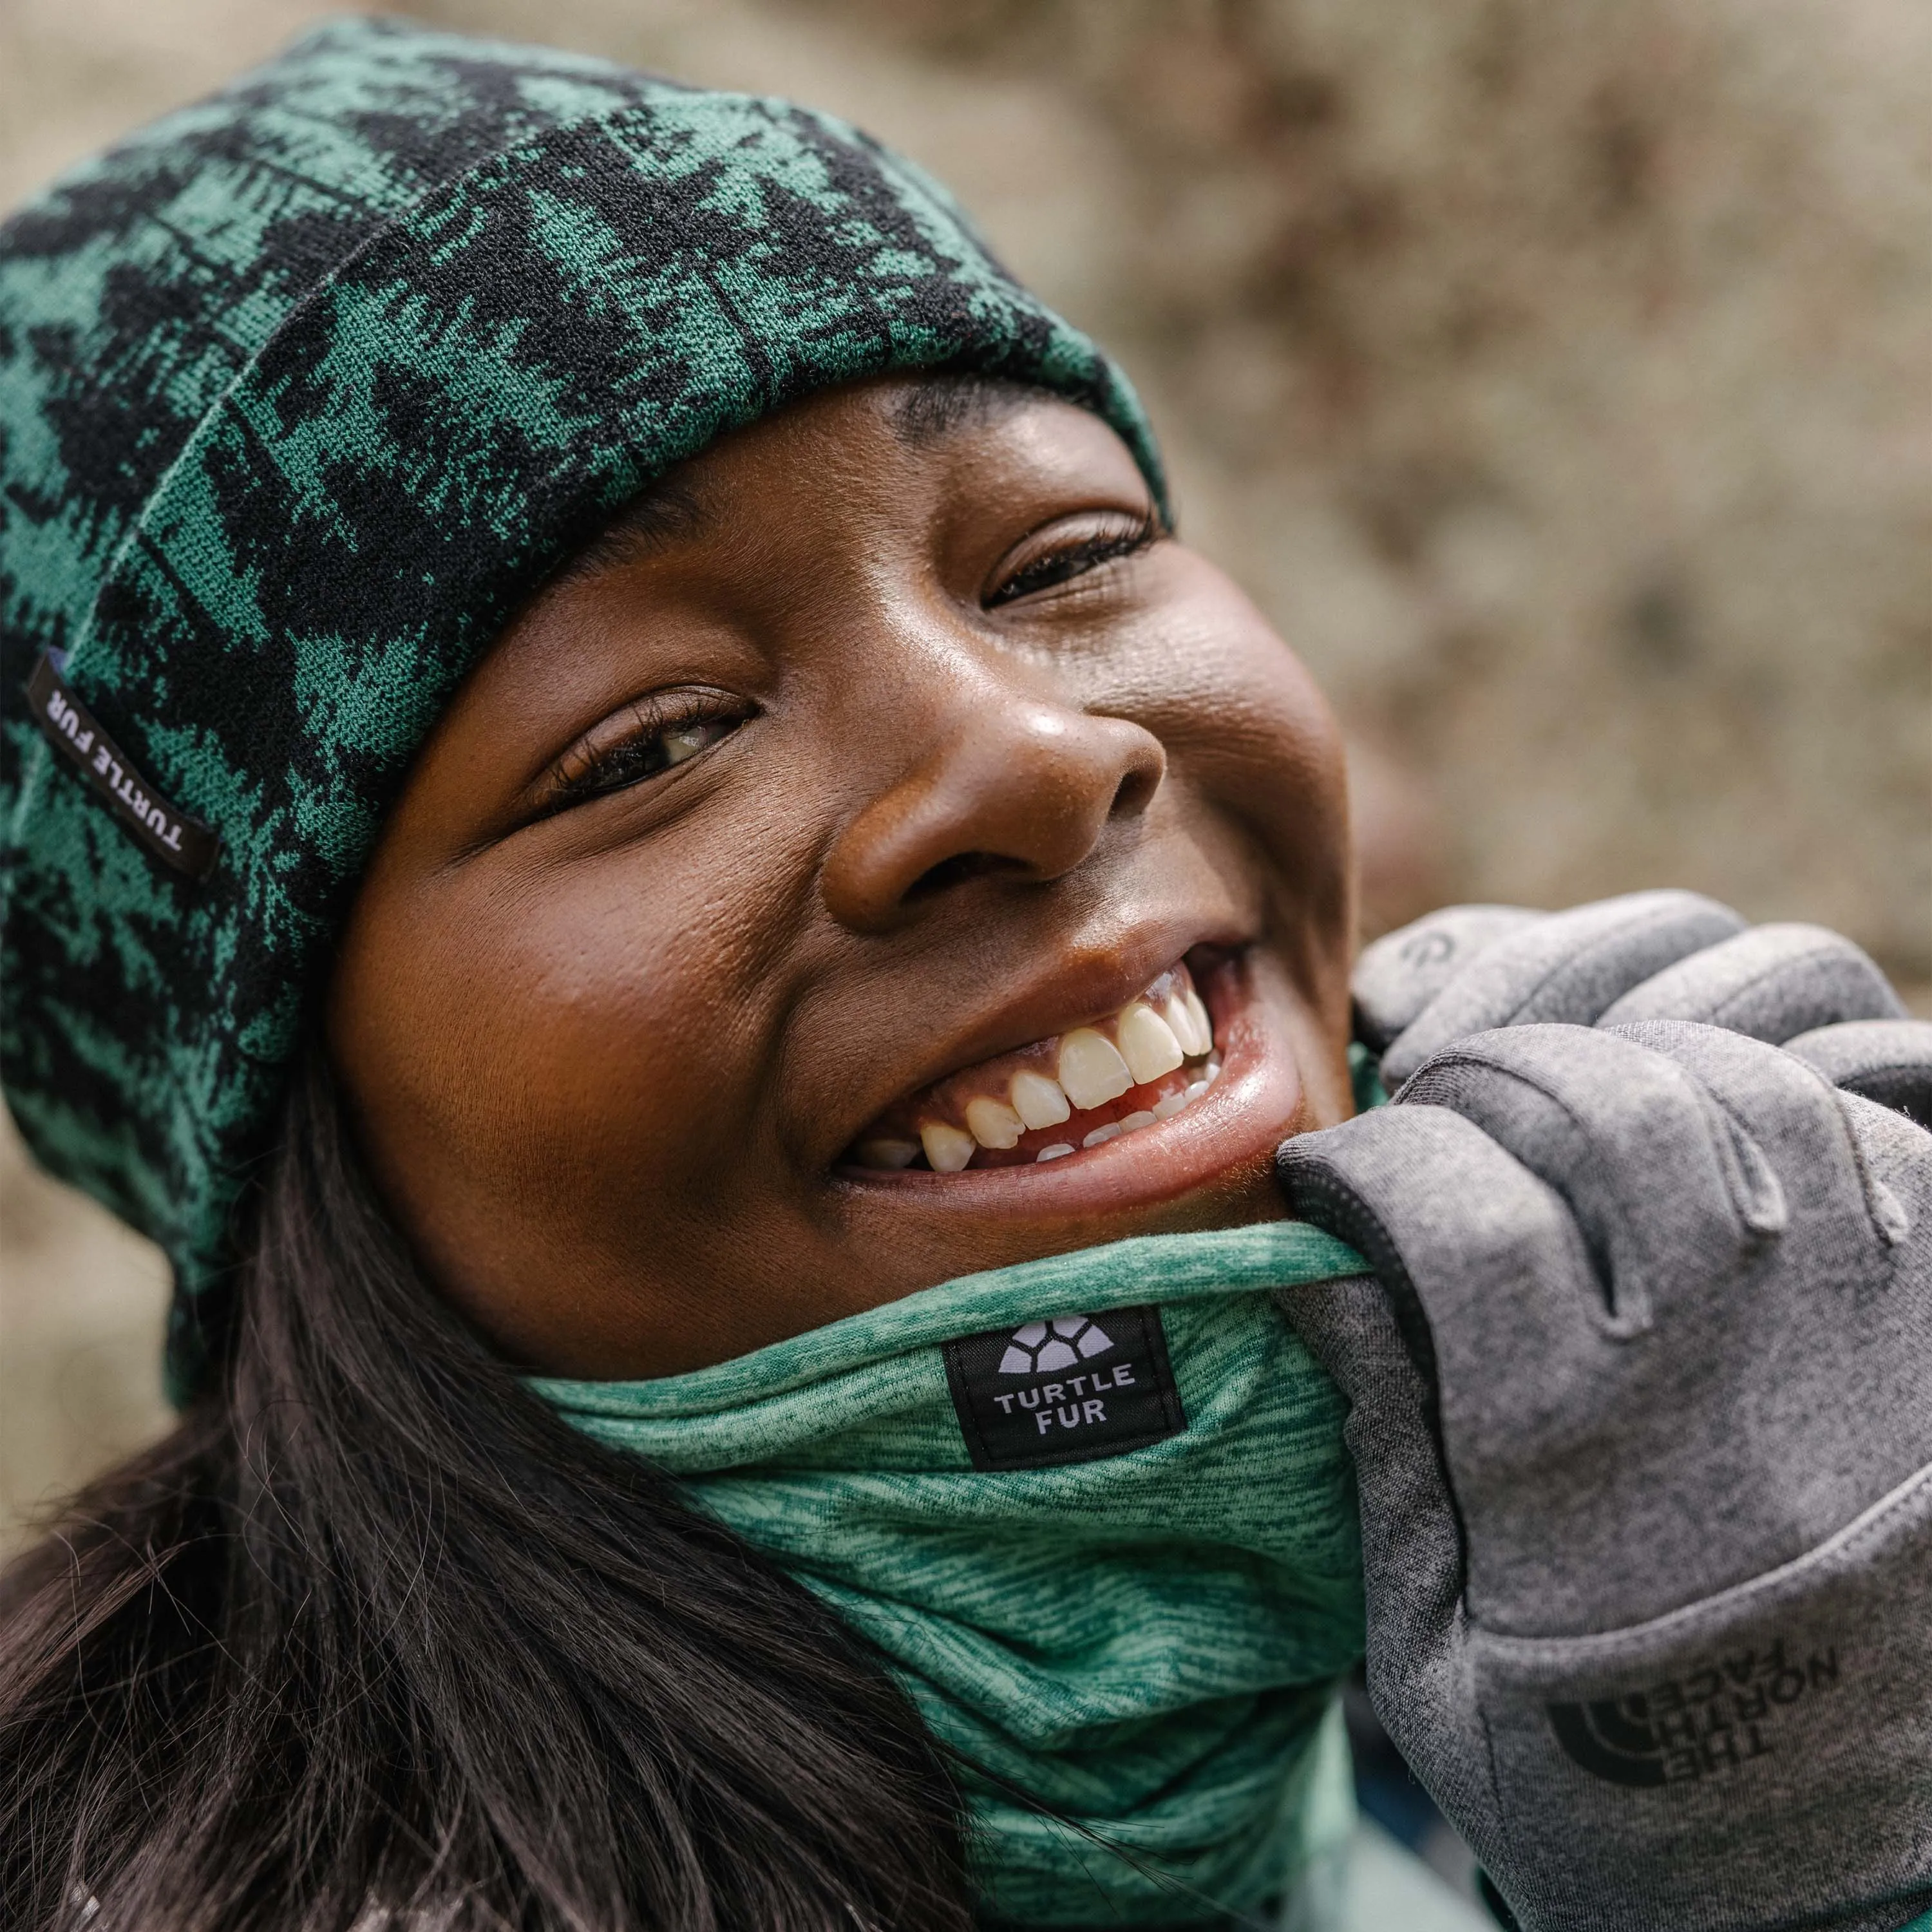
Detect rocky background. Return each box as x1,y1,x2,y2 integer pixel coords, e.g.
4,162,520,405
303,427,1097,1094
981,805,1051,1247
3,0,1927,1540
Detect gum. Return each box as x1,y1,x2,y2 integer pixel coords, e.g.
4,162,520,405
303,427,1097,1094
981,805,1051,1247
967,1065,1203,1168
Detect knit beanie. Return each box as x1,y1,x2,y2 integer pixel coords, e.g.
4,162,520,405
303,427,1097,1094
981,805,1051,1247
0,19,1162,1396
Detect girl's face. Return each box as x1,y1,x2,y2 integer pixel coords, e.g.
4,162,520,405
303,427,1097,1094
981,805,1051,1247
329,378,1354,1378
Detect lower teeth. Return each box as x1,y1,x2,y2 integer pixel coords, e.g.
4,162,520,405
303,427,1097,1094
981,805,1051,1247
1034,1059,1220,1162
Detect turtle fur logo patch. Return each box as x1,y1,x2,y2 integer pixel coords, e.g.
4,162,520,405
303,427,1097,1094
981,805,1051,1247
943,1306,1186,1472
1548,1635,1842,1788
25,650,219,881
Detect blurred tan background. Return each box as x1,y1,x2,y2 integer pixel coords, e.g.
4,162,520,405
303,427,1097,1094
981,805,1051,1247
3,0,1928,1544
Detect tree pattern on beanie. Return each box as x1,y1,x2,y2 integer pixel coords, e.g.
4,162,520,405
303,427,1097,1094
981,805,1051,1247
0,18,1162,1395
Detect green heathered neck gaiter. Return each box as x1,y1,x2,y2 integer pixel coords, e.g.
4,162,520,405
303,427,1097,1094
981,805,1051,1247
536,1221,1371,1929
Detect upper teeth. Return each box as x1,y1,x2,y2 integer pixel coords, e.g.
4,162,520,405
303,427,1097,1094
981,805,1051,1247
1116,1001,1184,1083
1056,1027,1135,1110
1009,1070,1072,1130
963,1095,1024,1149
920,1121,978,1172
1165,989,1211,1057
853,966,1220,1170
856,1136,921,1169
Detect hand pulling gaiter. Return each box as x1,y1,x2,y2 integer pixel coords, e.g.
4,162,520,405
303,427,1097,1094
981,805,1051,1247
537,1222,1372,1929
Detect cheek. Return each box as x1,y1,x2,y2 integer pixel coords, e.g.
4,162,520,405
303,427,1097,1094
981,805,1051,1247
1119,573,1354,1034
329,846,780,1249
1134,587,1350,894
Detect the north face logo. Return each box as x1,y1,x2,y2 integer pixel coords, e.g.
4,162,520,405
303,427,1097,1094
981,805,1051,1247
943,1306,1186,1472
998,1316,1113,1375
1548,1638,1841,1787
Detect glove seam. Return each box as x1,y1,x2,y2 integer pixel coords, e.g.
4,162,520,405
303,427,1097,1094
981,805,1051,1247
1504,902,1700,1027
1674,1034,1905,1251
1400,1045,1678,1332
1703,938,1850,1035
1473,1454,1932,1659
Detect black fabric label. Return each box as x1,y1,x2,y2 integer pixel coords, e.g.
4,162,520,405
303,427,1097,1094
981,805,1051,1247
943,1305,1186,1472
25,652,220,880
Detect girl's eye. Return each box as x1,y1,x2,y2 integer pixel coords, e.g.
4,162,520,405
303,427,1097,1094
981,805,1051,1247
985,509,1160,609
543,698,749,813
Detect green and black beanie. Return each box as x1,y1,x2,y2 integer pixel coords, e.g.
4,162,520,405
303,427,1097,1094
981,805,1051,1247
0,18,1162,1394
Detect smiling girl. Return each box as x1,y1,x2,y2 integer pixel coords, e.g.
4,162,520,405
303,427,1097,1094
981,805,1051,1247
3,21,1927,1932
328,370,1354,1381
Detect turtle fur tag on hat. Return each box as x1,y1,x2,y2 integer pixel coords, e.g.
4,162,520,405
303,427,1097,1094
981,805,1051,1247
943,1305,1187,1472
26,652,219,881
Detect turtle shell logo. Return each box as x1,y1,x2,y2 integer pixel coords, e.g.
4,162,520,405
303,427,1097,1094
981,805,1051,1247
945,1305,1184,1470
998,1316,1115,1376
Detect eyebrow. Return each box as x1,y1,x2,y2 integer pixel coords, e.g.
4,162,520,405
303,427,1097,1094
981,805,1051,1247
887,374,1045,447
554,474,708,585
551,374,1055,588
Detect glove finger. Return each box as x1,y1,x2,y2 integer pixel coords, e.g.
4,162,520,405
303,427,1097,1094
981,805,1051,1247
1351,903,1540,1052
1596,923,1905,1042
1279,1101,1602,1425
1379,889,1745,1086
1784,1016,1932,1128
1397,1023,1790,1330
1387,1021,1924,1634
1603,1018,1932,1461
1282,1097,1674,1635
1607,1018,1922,1257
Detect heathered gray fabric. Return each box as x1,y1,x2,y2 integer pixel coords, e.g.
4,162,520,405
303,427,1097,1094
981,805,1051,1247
1467,1469,1932,1931
1275,1020,1932,1932
1786,1018,1932,1130
1598,922,1907,1039
1374,891,1746,1085
1351,905,1540,1052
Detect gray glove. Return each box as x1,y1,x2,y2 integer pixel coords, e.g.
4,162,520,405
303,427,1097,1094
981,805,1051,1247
1355,890,1907,1087
1276,1019,1932,1932
1785,1019,1932,1132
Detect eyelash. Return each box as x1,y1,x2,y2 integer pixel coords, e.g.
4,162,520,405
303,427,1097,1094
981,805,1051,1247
541,511,1159,813
984,510,1160,608
545,694,748,810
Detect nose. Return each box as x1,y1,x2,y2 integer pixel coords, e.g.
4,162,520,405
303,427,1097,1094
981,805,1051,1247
820,686,1166,934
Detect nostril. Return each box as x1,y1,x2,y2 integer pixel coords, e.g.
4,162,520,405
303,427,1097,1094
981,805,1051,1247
1112,766,1159,819
905,850,1027,900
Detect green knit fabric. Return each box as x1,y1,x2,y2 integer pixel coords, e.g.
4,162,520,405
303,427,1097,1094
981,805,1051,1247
538,1221,1374,1928
0,19,1160,1396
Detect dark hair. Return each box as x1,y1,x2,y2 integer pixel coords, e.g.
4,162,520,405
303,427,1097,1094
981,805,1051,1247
0,1049,973,1931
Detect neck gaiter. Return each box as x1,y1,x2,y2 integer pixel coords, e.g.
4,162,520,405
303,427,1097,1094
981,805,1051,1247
536,1221,1370,1929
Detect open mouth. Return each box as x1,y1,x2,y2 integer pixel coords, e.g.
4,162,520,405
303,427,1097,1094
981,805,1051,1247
847,960,1224,1173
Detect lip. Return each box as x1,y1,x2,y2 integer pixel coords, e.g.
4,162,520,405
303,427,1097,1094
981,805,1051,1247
830,948,1302,1222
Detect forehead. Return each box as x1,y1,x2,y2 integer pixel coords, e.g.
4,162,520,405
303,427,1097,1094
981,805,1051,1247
559,376,1106,580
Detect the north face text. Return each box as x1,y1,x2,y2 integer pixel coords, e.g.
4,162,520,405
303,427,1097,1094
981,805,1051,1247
1548,1634,1844,1788
944,1307,1186,1471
